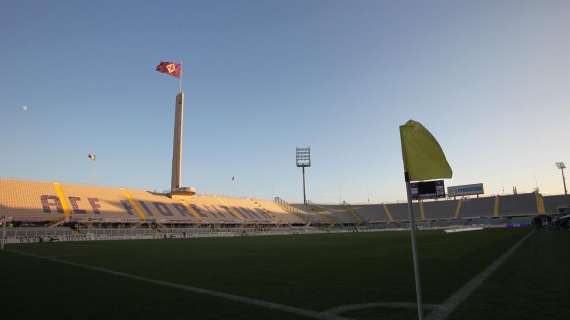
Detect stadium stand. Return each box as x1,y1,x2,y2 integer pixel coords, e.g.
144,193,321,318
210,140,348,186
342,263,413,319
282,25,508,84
347,192,545,224
342,203,364,224
0,178,302,226
543,195,570,213
0,177,560,243
288,202,338,225
459,196,496,218
273,197,311,224
251,198,305,225
351,204,388,223
318,205,359,224
0,179,63,222
422,199,457,220
499,193,538,216
385,202,422,221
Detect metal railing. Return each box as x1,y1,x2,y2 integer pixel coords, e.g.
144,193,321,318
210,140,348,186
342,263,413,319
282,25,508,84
274,197,308,222
341,201,364,225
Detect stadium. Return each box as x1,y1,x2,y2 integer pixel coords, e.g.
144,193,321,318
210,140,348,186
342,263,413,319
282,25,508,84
2,2,570,320
1,178,568,236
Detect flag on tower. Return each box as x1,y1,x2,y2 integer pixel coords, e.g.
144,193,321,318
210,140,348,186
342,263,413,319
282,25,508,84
156,61,181,78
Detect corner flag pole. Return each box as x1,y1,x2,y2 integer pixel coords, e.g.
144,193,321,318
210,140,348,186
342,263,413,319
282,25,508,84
1,215,7,250
405,173,423,320
400,119,453,320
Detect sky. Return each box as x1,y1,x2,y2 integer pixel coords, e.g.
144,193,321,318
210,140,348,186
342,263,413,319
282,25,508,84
1,0,569,204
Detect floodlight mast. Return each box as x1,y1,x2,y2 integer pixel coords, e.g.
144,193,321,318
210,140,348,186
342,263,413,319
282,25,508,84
555,162,567,196
296,147,311,205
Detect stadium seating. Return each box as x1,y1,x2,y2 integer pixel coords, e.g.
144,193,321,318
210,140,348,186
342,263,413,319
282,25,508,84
318,205,359,224
350,204,388,223
543,195,570,213
385,203,421,221
0,179,62,222
499,193,538,216
0,178,556,228
348,192,545,224
0,178,302,225
250,198,305,225
422,199,457,220
459,196,496,218
288,203,338,225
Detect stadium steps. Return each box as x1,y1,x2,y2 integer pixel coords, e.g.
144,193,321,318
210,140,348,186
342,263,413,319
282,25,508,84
535,192,546,214
419,200,426,220
454,199,463,219
47,218,67,229
341,202,364,225
273,197,310,224
214,196,247,222
494,196,500,217
382,203,395,221
247,198,281,223
129,221,146,228
306,201,337,225
176,199,206,222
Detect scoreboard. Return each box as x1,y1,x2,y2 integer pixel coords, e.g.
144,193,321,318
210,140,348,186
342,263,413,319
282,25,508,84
410,180,445,200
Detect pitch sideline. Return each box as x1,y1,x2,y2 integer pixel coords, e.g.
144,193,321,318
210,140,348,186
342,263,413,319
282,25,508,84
425,230,536,320
322,302,440,315
8,250,351,320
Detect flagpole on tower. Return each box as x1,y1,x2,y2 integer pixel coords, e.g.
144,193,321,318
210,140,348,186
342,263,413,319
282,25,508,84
179,60,183,93
156,60,185,194
171,62,184,193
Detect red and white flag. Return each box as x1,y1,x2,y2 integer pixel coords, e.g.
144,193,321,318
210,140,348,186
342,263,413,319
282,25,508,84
156,61,181,79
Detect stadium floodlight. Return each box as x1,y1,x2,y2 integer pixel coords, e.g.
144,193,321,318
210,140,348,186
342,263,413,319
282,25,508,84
555,162,567,196
296,147,311,167
296,147,311,205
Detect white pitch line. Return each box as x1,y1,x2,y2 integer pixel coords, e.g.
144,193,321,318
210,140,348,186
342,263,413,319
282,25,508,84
61,243,107,248
425,230,535,320
323,302,440,315
8,250,351,320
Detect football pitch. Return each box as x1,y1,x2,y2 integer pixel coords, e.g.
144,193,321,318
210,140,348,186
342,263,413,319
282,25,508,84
1,228,568,320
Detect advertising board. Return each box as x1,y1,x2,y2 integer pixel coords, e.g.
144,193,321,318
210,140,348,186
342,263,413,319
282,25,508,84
447,183,484,197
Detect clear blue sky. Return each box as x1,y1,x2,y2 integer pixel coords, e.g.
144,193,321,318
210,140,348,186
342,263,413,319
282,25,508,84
1,0,569,203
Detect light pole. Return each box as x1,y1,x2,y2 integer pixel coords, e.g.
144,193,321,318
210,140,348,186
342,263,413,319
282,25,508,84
296,147,311,205
555,162,567,196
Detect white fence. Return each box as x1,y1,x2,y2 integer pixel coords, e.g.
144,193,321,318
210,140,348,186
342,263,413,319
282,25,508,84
2,216,533,245
4,226,369,244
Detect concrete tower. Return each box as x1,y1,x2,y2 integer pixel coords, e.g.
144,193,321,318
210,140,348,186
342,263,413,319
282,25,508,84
171,92,184,192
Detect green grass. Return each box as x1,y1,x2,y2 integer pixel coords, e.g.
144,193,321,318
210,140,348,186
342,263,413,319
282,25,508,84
448,230,570,320
1,228,567,319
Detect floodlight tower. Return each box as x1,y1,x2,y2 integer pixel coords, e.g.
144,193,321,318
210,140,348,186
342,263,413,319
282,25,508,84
296,147,311,205
555,162,567,196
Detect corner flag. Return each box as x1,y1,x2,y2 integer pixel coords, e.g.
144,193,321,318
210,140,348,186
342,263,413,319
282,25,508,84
400,120,452,182
398,119,453,320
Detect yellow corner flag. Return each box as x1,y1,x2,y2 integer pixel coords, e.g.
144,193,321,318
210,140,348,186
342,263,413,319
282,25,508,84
400,120,452,182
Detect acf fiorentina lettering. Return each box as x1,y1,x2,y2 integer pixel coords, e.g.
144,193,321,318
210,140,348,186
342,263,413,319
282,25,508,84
40,195,101,214
39,195,193,217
